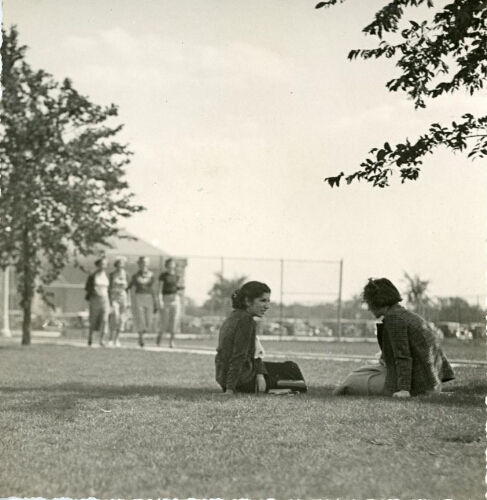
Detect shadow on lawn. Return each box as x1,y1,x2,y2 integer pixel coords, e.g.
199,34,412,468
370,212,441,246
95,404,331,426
0,382,217,401
0,382,333,400
0,382,484,409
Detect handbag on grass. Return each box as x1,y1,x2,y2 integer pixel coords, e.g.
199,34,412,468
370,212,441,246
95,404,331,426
268,388,295,395
275,379,308,393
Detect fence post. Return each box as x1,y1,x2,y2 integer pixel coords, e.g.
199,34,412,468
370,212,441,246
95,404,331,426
1,266,12,338
336,258,343,340
279,259,284,341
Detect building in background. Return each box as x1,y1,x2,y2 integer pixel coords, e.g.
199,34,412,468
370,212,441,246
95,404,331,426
1,232,187,327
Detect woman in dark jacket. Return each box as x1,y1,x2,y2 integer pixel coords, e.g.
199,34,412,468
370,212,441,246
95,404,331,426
362,278,455,397
215,281,306,395
85,256,110,347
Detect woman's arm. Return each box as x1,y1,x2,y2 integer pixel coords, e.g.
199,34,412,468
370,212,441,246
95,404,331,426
226,316,254,392
255,374,266,393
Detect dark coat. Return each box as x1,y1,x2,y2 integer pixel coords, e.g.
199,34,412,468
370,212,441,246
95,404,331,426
215,309,267,392
380,304,455,396
84,273,95,301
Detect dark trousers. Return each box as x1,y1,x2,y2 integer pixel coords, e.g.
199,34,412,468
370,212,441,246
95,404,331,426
236,360,306,393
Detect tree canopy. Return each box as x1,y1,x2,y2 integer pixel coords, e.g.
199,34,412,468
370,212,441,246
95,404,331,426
0,27,144,344
317,0,487,187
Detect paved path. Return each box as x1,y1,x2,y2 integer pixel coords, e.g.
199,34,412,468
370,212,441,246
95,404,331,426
4,336,485,368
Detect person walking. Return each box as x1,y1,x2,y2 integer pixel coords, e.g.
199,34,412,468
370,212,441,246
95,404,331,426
157,258,184,348
85,256,110,347
108,256,129,347
128,256,157,347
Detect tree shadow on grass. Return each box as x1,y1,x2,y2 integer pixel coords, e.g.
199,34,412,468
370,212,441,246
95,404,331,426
0,382,217,401
318,384,485,408
0,380,484,410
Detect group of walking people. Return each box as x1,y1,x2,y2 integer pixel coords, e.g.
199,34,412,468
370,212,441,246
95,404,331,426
215,278,455,398
85,255,184,348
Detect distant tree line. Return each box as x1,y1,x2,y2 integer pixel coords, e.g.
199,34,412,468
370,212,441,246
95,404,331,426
185,273,485,325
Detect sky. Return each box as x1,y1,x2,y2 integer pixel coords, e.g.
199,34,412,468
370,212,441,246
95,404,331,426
3,0,486,305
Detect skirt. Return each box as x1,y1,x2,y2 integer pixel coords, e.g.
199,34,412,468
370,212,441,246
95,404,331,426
333,364,386,396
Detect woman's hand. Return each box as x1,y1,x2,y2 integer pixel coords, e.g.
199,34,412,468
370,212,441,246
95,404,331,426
393,390,411,398
256,374,266,393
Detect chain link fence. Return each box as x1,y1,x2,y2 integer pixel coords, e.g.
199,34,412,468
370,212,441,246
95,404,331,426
181,255,345,338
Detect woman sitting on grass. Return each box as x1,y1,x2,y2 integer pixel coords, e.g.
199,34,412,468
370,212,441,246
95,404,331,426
335,278,455,398
215,281,307,395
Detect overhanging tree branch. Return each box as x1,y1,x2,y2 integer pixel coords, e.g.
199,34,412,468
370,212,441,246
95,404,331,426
317,0,487,186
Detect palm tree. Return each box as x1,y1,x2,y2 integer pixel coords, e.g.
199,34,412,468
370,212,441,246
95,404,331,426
204,273,248,316
403,272,431,318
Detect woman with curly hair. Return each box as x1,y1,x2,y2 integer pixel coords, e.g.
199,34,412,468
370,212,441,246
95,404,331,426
359,277,455,398
215,281,307,395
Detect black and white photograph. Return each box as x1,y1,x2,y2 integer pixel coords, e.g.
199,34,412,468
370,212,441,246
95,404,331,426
1,1,486,498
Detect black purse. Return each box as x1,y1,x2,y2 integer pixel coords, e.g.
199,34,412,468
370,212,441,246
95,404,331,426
275,379,308,393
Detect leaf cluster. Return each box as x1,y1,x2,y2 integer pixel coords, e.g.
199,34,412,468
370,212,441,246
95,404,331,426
317,0,487,187
327,113,487,187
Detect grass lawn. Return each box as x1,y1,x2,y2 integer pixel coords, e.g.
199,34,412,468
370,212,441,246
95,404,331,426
0,342,485,499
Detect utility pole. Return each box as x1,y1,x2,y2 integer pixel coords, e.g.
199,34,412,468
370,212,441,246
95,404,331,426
336,259,343,340
279,259,284,340
1,266,12,337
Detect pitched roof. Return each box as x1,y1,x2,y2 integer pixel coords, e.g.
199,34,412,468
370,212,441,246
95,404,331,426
103,230,171,258
48,231,178,285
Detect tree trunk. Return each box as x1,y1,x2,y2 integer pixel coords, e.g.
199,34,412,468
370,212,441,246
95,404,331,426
21,291,33,345
20,226,36,346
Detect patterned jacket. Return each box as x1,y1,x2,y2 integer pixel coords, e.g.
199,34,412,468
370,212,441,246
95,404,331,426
215,309,267,392
380,304,455,396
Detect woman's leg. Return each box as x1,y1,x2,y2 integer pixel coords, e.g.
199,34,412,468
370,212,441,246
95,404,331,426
168,299,179,347
99,297,110,346
89,298,103,346
133,295,146,346
157,304,166,346
173,296,182,342
88,299,96,346
140,297,152,347
160,294,179,347
117,299,127,346
113,300,124,345
333,364,386,396
109,301,120,344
